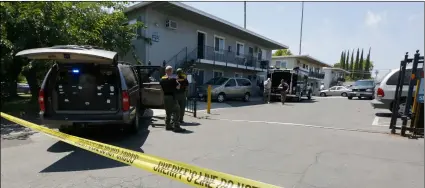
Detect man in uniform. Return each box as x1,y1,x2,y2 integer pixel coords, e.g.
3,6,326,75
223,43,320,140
278,79,289,105
159,66,186,133
176,68,189,124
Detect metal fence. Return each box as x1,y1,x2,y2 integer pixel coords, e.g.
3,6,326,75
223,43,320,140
185,82,197,117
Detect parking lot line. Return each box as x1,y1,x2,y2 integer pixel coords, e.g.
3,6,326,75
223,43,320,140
371,116,391,127
211,118,389,135
372,117,380,126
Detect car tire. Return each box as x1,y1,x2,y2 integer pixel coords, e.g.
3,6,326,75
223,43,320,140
217,93,226,103
341,93,347,97
243,92,250,102
320,92,326,97
128,109,140,134
348,96,353,100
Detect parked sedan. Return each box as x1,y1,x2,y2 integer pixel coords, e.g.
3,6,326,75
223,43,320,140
319,86,351,97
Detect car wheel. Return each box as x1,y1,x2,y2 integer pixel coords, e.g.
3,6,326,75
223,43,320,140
217,93,226,103
341,93,347,97
398,102,412,116
128,109,140,134
320,92,326,97
348,96,353,100
243,92,250,102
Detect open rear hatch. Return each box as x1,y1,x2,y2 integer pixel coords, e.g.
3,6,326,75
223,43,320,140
16,45,121,114
52,64,120,113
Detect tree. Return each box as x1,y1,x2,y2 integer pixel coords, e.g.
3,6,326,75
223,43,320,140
333,62,341,68
359,48,364,78
339,51,345,70
354,48,360,79
273,49,292,56
0,2,149,101
364,47,372,79
345,50,350,71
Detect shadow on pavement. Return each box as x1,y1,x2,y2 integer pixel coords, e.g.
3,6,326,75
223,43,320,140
40,121,151,173
375,112,393,117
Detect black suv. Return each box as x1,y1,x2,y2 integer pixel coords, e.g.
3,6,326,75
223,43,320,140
347,79,375,100
16,45,165,133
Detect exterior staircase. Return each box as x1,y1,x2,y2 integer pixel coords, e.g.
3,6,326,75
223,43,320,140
166,46,199,74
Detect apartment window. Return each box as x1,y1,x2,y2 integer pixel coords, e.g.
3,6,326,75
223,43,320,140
214,36,225,53
257,48,263,60
236,42,244,56
275,61,281,68
248,47,254,56
281,61,287,68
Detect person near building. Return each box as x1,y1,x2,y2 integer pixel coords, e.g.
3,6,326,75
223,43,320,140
320,83,325,91
263,77,272,103
159,66,186,133
278,79,289,105
175,68,189,124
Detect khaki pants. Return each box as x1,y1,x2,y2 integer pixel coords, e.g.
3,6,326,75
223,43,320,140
175,92,186,122
164,95,180,127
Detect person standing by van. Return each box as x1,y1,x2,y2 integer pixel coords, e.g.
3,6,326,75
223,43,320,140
176,68,189,124
263,77,272,103
160,66,186,133
278,79,289,104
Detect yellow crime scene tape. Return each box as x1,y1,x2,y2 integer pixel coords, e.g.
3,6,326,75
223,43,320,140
0,112,283,188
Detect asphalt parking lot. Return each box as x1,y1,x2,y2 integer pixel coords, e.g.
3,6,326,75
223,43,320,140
1,97,424,188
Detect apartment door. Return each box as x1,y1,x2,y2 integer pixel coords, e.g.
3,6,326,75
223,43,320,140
197,32,205,59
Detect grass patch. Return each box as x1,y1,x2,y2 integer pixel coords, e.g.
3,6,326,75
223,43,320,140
1,94,38,117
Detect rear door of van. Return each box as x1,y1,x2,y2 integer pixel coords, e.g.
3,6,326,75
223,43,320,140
16,46,121,115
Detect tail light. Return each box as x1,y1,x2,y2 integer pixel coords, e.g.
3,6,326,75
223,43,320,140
38,89,45,112
122,91,130,111
377,87,385,97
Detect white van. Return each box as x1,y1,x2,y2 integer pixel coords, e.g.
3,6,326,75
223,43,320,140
371,64,423,114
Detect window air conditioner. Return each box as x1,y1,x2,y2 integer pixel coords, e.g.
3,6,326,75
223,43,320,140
165,20,178,30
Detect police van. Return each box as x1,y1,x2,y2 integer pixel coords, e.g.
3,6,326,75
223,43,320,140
268,67,312,102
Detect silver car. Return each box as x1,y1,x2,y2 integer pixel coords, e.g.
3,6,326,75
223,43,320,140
198,77,252,103
319,86,351,97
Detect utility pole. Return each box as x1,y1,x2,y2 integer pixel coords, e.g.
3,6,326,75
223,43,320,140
298,2,304,55
374,70,379,81
244,1,246,29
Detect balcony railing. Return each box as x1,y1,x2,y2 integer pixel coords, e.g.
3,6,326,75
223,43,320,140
308,71,325,79
199,45,267,69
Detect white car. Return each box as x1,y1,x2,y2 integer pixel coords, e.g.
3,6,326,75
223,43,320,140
371,64,423,114
319,86,351,97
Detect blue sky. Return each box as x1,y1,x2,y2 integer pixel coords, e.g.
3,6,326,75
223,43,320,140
183,2,424,76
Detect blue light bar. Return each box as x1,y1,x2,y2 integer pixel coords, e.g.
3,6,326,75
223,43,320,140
72,69,80,74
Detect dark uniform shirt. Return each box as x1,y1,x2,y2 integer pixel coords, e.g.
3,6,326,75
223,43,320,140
176,74,189,93
160,75,178,96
